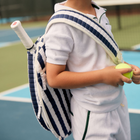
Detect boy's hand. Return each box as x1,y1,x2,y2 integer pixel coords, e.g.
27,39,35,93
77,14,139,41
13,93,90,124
130,64,140,84
102,66,132,87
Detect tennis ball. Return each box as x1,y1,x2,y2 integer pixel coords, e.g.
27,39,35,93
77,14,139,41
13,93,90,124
115,63,133,79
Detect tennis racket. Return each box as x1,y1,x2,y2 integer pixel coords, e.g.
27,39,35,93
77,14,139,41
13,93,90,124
11,20,33,50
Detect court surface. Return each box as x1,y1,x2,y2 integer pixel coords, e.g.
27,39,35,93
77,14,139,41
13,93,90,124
0,28,140,140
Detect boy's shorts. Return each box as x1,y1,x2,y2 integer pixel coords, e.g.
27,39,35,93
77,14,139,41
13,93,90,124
70,95,131,140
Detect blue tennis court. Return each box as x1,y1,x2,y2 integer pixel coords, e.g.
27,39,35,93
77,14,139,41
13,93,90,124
0,27,140,140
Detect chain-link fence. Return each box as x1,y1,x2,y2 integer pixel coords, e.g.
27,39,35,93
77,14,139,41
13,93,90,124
0,0,63,23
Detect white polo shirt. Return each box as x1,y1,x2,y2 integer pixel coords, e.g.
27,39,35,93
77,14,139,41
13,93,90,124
45,1,124,113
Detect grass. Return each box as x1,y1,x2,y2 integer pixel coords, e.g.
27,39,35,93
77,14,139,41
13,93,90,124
113,24,140,49
0,43,28,92
108,14,140,49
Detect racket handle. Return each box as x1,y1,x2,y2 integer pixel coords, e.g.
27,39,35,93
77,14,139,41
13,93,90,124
11,20,34,50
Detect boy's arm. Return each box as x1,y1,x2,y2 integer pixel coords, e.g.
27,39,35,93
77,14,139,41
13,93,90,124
46,63,132,89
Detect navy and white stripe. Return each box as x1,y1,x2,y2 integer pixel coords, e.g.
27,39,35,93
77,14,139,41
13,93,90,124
47,9,121,64
28,51,50,131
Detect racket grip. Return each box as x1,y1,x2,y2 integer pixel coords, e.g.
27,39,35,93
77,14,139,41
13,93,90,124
11,20,34,50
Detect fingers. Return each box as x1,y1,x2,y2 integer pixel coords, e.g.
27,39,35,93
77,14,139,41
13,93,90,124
131,64,140,73
118,68,132,75
132,75,140,84
121,75,132,84
113,75,132,87
132,75,140,80
133,67,140,75
131,65,140,84
114,77,132,87
133,80,140,84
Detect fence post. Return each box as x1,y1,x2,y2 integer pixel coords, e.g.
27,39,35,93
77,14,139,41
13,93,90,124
0,1,2,23
116,5,121,30
51,0,55,13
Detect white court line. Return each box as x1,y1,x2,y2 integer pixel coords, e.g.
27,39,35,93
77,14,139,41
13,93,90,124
0,36,38,49
132,44,140,50
0,96,31,103
0,83,29,96
0,41,19,49
0,41,22,48
129,109,140,114
0,42,11,47
0,83,31,103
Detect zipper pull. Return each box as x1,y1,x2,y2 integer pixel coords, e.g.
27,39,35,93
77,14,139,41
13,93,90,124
37,105,42,119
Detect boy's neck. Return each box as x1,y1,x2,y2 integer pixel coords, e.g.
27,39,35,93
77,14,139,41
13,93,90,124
64,0,96,16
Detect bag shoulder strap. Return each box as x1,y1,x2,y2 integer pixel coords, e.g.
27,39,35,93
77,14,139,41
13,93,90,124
46,9,123,65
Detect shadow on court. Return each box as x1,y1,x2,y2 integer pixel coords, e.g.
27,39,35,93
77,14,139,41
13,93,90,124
0,100,140,140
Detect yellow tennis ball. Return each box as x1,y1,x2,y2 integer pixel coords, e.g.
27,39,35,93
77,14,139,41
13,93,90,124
115,63,133,79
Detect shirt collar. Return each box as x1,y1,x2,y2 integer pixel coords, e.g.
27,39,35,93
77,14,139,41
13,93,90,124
91,1,107,19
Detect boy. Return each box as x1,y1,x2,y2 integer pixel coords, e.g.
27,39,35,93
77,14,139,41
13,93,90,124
45,0,140,139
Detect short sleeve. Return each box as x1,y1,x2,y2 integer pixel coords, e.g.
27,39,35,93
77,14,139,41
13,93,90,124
45,23,74,65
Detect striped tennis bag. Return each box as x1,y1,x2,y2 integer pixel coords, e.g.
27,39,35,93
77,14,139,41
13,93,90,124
27,9,124,140
28,35,72,140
